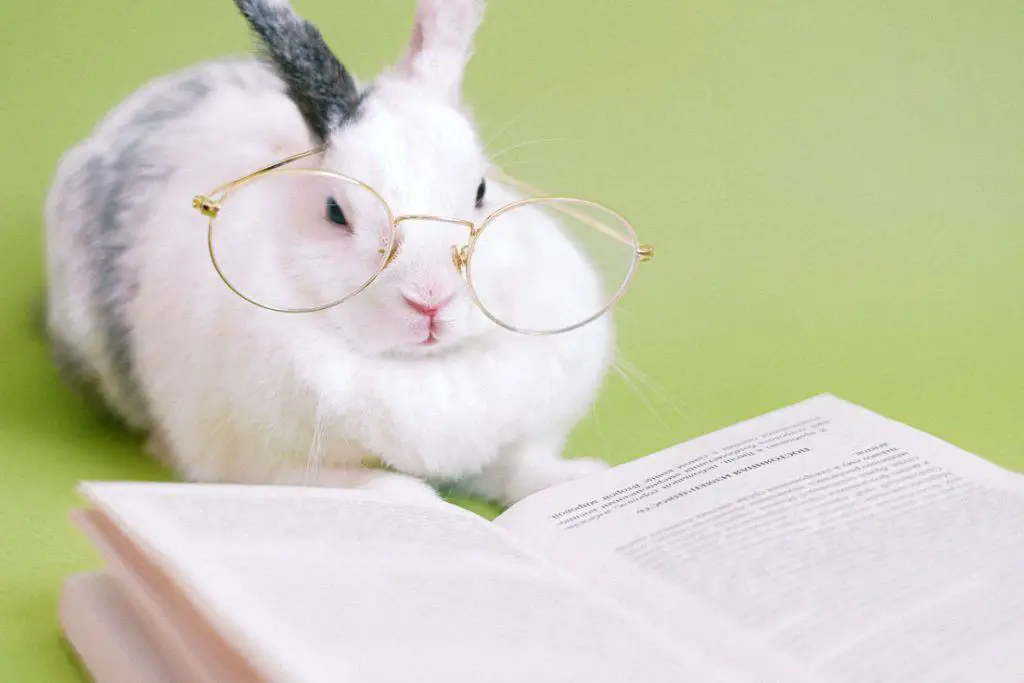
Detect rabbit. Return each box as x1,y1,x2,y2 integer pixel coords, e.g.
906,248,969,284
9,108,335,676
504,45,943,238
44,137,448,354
43,0,615,506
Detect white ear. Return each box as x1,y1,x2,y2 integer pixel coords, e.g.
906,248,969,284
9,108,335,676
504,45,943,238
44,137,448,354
395,0,486,100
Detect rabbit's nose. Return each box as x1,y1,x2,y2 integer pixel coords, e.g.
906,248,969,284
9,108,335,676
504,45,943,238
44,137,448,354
403,294,454,318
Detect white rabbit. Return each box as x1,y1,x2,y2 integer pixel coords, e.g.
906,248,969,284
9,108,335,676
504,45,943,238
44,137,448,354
44,0,616,505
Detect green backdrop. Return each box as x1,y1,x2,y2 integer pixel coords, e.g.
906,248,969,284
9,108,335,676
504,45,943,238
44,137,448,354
1,1,1021,680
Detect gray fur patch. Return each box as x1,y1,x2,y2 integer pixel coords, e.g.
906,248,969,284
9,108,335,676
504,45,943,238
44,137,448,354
67,70,219,423
234,0,360,141
49,331,134,430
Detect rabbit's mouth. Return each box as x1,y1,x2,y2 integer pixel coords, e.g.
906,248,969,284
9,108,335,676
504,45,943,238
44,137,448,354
421,315,448,345
415,321,448,349
407,308,453,349
400,317,485,357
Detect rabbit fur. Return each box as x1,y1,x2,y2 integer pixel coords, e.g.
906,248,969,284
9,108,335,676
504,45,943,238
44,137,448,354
44,0,613,505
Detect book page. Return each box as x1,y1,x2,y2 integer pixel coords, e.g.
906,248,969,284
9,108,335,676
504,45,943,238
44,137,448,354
71,508,261,683
61,572,185,683
78,481,739,683
496,394,1024,683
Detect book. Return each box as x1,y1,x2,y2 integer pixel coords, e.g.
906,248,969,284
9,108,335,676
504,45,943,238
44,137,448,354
60,394,1024,683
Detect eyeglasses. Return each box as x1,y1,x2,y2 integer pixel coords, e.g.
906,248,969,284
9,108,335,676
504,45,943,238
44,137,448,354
192,147,654,336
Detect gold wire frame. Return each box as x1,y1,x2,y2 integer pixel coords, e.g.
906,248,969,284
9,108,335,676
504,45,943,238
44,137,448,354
192,146,654,335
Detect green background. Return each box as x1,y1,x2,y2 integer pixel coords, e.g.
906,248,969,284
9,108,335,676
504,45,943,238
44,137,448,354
1,0,1021,679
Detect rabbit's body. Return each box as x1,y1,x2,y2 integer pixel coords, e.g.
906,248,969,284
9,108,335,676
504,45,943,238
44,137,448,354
46,59,289,432
45,1,613,504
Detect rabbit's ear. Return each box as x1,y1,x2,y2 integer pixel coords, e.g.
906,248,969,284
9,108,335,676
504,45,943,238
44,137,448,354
234,0,359,142
394,0,485,101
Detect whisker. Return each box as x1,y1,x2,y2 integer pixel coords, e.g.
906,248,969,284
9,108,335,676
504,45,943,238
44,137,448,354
487,159,593,177
617,356,702,425
612,305,638,319
483,113,529,155
611,357,691,441
611,360,674,435
588,401,613,463
305,398,326,484
489,137,578,164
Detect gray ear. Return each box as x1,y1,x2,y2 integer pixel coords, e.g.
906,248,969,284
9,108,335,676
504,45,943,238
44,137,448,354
234,0,359,141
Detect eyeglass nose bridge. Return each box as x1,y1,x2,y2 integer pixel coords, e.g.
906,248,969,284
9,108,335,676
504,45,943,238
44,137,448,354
392,214,478,276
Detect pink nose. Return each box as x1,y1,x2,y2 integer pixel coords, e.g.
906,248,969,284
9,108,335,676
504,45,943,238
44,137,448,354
404,294,452,318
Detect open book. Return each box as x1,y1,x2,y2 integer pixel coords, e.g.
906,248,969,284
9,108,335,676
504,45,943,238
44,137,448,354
61,395,1024,683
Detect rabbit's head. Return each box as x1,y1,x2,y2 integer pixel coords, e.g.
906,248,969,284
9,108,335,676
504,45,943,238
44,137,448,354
232,0,605,357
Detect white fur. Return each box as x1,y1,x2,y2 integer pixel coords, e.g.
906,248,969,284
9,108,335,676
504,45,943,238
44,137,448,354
44,0,613,506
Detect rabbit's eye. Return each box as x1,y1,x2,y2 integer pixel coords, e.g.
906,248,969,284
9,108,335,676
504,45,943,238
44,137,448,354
475,179,486,209
325,197,350,229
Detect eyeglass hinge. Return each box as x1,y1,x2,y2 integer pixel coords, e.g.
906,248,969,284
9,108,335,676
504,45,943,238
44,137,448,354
451,245,469,275
637,244,654,262
192,195,221,218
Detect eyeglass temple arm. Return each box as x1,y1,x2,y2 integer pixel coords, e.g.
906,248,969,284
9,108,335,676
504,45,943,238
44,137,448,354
193,146,327,217
487,168,654,261
210,146,326,197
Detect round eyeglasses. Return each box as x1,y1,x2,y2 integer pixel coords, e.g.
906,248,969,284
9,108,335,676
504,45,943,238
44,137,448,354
192,147,654,336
